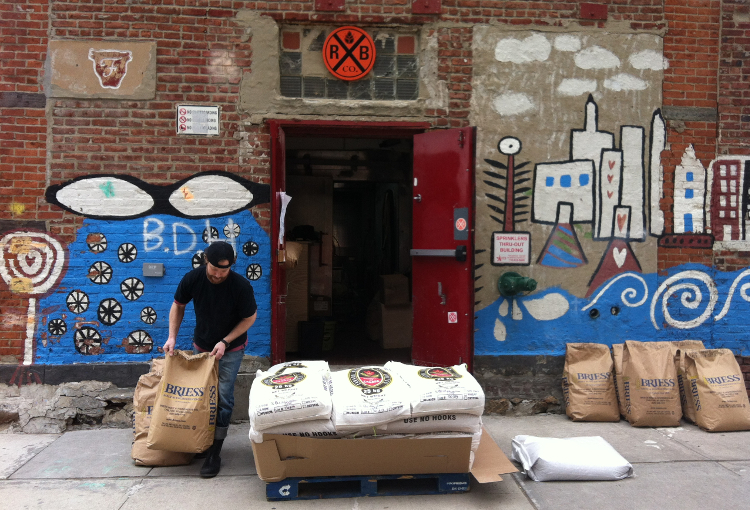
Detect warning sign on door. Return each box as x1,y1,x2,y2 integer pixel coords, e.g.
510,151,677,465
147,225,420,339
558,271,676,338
491,231,531,265
448,311,458,324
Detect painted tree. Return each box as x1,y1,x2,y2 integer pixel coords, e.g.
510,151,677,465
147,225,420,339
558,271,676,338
483,137,531,232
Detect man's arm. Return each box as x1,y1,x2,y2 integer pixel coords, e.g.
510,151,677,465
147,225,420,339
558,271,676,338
163,301,187,356
210,312,257,360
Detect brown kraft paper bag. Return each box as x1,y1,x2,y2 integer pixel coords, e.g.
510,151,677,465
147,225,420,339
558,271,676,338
671,340,706,423
132,359,193,466
685,349,750,432
146,350,218,453
612,344,627,418
562,343,619,422
622,340,681,427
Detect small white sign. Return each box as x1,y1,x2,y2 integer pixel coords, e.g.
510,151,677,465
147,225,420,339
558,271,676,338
176,105,220,135
492,232,531,265
448,311,458,323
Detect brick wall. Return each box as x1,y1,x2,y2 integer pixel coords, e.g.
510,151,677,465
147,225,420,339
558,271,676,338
0,0,49,361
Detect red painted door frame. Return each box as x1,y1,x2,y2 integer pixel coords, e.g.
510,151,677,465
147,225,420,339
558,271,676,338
268,119,431,365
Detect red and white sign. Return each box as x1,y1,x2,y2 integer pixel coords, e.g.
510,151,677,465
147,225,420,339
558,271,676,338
455,218,467,231
448,311,458,324
492,231,531,265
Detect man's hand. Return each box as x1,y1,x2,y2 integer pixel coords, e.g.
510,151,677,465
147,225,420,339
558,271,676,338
210,340,227,360
163,337,177,356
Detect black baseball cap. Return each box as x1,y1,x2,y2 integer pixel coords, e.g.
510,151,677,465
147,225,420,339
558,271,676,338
204,241,235,268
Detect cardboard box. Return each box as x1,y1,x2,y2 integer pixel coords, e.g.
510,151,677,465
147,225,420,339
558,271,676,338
252,428,517,483
380,303,412,349
379,274,410,306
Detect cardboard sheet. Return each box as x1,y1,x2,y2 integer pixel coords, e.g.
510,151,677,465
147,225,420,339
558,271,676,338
252,427,517,483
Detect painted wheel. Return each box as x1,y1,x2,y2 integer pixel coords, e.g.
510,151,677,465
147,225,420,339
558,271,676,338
74,326,102,355
120,277,144,301
224,223,241,239
126,330,153,354
246,263,262,280
202,227,219,243
243,241,259,257
88,261,113,285
87,233,107,253
118,243,137,263
48,319,67,336
97,298,122,326
66,290,89,314
140,307,157,325
192,251,204,269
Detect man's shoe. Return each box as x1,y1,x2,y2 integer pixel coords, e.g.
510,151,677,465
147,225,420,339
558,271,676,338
199,439,223,478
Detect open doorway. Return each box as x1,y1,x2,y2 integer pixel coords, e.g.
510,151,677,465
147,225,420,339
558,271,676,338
283,135,414,365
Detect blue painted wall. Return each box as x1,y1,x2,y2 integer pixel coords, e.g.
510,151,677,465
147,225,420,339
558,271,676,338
475,264,750,357
35,211,271,364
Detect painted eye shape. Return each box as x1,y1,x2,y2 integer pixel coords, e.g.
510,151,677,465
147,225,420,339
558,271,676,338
53,177,154,217
498,136,522,156
169,175,254,217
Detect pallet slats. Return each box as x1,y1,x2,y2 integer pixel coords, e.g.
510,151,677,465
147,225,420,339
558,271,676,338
266,472,471,500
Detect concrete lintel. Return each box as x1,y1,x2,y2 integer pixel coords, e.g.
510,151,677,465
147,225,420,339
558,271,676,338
662,106,718,122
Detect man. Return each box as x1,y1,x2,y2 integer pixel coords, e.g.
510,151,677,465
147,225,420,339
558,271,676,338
163,241,257,478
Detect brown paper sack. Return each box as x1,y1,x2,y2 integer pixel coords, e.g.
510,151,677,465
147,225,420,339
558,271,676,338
612,344,626,418
562,343,619,422
685,349,750,432
622,340,681,427
146,351,218,453
671,340,706,423
131,362,193,466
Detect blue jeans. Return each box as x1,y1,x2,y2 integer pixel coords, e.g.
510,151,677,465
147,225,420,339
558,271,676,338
215,348,244,440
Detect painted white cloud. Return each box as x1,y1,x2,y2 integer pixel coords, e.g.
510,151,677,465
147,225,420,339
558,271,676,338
557,78,597,96
495,33,551,63
604,73,648,91
629,50,669,70
521,293,569,321
492,92,535,116
554,35,581,52
575,46,620,69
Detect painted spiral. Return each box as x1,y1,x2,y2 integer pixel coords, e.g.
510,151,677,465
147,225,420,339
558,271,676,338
582,272,649,311
650,270,717,330
0,231,66,295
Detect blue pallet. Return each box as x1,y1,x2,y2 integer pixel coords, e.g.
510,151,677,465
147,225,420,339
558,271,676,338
266,472,471,500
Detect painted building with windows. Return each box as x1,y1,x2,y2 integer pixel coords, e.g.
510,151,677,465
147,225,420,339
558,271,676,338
2,0,750,409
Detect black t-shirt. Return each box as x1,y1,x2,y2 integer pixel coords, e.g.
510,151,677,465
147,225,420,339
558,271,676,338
174,266,257,352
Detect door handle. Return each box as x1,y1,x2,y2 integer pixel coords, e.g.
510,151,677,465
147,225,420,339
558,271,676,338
413,194,422,202
438,282,446,305
410,245,467,262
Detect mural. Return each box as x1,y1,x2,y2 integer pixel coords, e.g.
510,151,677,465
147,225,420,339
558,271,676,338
472,29,750,358
476,264,750,356
16,172,273,365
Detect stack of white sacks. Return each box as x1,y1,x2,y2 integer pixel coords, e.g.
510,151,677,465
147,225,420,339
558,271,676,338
249,360,485,465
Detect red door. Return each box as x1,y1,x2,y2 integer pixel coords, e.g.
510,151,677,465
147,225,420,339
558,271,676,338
411,127,476,370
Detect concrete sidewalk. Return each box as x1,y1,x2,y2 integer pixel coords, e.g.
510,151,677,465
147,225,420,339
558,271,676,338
1,414,749,509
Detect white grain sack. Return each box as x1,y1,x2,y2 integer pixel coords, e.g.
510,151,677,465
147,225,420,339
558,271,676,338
385,361,485,416
331,366,411,430
381,413,482,435
249,362,333,431
249,418,343,443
